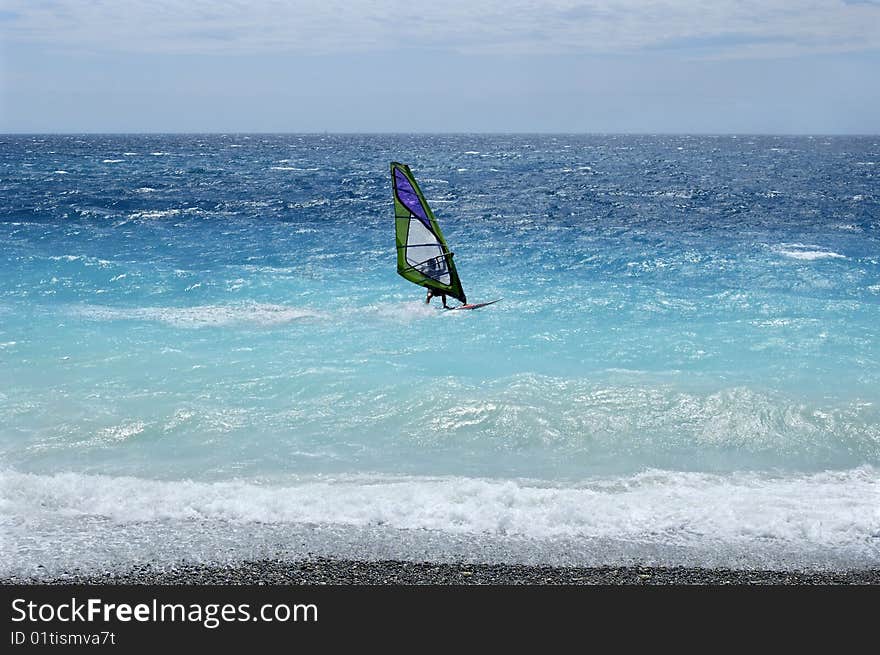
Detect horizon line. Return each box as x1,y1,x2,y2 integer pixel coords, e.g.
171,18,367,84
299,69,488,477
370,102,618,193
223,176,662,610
2,131,879,138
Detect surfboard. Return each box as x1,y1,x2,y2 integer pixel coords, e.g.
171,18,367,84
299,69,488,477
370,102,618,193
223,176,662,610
446,298,502,311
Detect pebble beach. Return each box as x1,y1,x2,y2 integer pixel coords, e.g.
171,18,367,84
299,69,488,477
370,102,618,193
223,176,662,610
6,558,879,586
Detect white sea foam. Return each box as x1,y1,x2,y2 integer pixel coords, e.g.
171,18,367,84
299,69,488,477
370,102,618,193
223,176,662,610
70,302,323,328
749,317,818,328
780,251,846,261
124,207,206,221
102,159,124,163
47,255,111,267
1,467,877,575
367,301,438,323
127,209,181,220
773,243,846,261
287,200,329,213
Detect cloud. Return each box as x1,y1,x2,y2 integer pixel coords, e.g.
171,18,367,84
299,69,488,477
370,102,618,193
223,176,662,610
1,1,879,58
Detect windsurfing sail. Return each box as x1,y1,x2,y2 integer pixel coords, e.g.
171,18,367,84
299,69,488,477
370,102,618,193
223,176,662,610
391,162,467,304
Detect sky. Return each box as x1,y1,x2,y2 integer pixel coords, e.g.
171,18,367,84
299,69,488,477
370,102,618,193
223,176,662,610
1,0,879,133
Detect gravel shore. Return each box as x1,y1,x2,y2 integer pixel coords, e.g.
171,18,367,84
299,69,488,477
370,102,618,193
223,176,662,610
5,558,879,585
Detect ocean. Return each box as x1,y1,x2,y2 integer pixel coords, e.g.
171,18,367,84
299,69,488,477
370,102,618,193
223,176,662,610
1,133,878,577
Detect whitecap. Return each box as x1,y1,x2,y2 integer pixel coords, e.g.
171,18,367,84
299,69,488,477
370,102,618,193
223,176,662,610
127,209,181,220
772,244,846,261
69,302,323,328
46,255,110,268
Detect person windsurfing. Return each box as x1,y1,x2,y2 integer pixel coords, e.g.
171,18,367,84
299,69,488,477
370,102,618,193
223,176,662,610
425,287,450,309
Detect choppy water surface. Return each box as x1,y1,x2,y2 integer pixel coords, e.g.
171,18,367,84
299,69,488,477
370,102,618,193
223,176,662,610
1,134,878,575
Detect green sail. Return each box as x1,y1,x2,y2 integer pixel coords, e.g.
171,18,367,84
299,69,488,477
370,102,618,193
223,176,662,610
391,162,467,304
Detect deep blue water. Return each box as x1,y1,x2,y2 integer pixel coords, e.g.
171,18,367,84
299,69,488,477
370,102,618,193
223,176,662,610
1,134,878,575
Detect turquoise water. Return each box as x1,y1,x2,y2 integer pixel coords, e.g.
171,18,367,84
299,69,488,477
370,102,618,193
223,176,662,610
1,134,878,575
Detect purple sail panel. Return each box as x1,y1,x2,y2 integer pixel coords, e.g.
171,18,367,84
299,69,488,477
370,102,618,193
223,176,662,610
394,168,432,229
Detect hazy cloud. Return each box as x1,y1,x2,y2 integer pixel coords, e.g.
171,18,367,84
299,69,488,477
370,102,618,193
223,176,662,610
2,0,879,58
